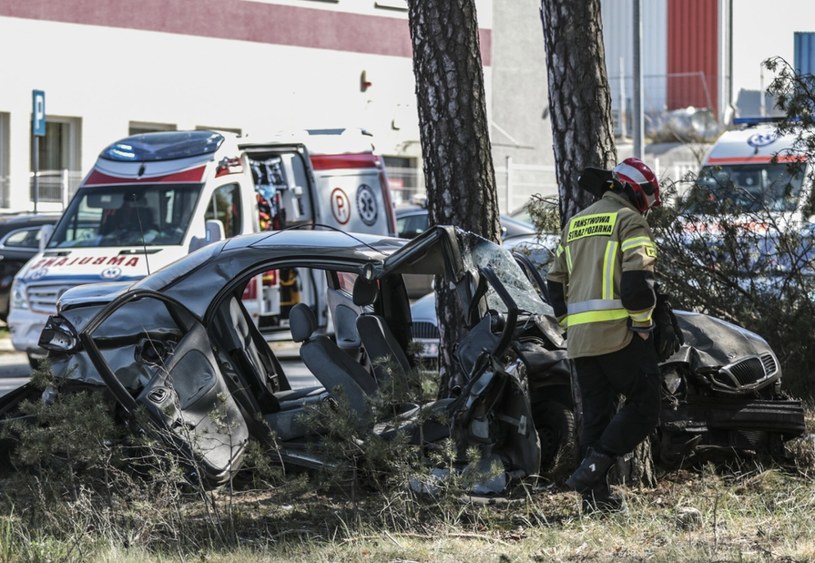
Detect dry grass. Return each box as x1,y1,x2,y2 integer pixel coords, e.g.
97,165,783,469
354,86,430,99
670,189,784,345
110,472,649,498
1,384,813,562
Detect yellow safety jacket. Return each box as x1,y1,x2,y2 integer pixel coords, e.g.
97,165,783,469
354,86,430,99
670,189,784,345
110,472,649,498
546,190,657,358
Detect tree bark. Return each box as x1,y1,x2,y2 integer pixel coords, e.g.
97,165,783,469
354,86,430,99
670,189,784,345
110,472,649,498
539,0,617,227
407,0,500,393
539,0,655,487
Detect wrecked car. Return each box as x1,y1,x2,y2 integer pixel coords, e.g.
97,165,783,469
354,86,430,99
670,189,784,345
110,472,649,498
1,226,805,491
4,226,566,489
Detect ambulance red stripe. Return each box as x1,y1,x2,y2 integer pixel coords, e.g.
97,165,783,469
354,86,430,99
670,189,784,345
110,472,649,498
84,166,206,185
310,154,381,171
707,155,804,165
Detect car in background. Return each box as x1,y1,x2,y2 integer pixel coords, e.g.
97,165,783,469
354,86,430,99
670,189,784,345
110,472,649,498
395,204,535,240
0,213,61,321
396,204,537,298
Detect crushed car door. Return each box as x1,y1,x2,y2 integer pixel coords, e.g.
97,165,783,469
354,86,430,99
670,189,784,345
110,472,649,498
78,289,250,488
382,225,466,283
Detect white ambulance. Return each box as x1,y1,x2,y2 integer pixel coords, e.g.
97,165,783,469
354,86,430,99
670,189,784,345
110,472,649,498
9,128,397,363
685,117,813,225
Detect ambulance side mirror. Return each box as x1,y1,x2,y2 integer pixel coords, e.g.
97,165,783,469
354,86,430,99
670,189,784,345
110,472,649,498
189,220,225,252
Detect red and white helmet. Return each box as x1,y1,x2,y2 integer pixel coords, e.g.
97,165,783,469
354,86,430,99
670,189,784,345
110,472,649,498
612,158,661,213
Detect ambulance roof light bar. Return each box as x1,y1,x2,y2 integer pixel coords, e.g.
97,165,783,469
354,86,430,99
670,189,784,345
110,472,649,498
101,130,225,162
732,116,786,126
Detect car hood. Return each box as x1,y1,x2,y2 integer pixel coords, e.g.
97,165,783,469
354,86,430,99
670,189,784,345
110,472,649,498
671,310,774,368
58,281,133,312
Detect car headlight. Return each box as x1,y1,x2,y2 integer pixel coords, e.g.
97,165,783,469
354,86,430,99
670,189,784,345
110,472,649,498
10,280,28,311
38,315,79,353
663,368,683,395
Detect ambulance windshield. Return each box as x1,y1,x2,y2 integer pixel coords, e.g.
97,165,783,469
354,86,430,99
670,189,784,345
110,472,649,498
48,184,202,248
686,163,804,214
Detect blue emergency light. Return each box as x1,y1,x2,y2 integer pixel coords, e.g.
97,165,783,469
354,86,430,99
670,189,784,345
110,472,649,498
100,130,225,162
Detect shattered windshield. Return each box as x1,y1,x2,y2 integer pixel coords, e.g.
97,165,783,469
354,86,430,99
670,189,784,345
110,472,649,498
686,163,804,214
49,184,202,248
464,233,553,316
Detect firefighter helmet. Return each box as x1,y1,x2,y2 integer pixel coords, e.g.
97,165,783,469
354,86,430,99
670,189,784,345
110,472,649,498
612,158,661,213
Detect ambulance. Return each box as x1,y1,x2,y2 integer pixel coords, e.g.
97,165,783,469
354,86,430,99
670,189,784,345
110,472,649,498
9,128,397,363
686,117,814,225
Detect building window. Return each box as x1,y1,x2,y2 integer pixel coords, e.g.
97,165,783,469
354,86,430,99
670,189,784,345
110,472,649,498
30,116,82,204
196,125,242,136
0,113,9,208
375,0,408,11
129,122,177,136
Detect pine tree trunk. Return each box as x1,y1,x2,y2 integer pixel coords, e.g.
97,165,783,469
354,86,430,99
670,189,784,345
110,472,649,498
539,0,617,227
407,0,500,393
539,0,655,487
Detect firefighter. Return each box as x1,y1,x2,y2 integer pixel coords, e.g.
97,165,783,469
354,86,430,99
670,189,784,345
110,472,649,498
546,157,662,513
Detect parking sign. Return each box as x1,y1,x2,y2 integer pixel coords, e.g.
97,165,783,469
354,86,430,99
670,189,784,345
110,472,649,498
32,90,46,136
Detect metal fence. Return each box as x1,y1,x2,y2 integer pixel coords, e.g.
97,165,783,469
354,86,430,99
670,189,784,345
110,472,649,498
28,169,83,209
386,161,559,214
495,160,558,213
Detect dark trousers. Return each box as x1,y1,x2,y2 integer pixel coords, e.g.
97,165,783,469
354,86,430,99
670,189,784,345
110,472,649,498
574,334,661,457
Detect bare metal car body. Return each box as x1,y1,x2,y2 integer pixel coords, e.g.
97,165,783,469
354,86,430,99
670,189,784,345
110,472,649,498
10,227,547,488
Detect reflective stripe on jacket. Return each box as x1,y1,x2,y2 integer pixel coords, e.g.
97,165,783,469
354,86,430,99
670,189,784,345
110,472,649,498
546,190,657,358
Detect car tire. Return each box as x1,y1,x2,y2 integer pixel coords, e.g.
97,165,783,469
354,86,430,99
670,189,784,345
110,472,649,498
534,399,578,483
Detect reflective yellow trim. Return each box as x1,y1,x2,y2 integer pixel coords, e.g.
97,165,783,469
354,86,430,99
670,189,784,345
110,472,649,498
563,308,629,328
554,244,564,257
629,309,654,323
567,298,623,314
602,240,618,300
565,246,573,275
621,236,656,253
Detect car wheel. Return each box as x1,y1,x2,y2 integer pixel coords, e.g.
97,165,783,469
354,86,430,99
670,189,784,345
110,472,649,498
534,400,578,483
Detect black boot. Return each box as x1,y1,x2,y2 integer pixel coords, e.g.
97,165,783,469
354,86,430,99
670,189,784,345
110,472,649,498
565,447,614,494
581,480,626,514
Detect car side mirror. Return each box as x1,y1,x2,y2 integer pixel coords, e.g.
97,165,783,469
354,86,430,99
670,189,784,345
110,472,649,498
189,219,225,252
38,224,54,251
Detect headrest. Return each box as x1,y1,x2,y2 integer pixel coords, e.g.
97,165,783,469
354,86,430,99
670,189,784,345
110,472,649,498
289,303,317,343
352,276,378,307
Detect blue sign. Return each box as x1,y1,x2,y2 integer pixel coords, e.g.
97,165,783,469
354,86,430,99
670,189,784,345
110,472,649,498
32,90,46,137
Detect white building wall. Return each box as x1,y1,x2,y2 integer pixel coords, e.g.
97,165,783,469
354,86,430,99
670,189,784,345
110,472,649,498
0,0,495,212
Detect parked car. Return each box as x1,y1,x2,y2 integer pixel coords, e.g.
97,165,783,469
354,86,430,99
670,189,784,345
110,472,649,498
395,205,537,299
395,204,535,240
0,213,61,321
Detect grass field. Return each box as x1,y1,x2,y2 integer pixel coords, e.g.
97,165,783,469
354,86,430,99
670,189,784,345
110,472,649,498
0,379,812,562
1,436,813,562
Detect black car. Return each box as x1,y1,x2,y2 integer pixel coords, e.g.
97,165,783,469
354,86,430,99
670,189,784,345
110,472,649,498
395,204,535,240
0,213,61,321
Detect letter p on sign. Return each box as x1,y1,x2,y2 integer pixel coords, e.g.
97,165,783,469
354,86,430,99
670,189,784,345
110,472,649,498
32,90,46,137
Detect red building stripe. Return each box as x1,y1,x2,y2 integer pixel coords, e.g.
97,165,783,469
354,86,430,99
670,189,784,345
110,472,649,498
0,1,491,64
667,0,718,115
